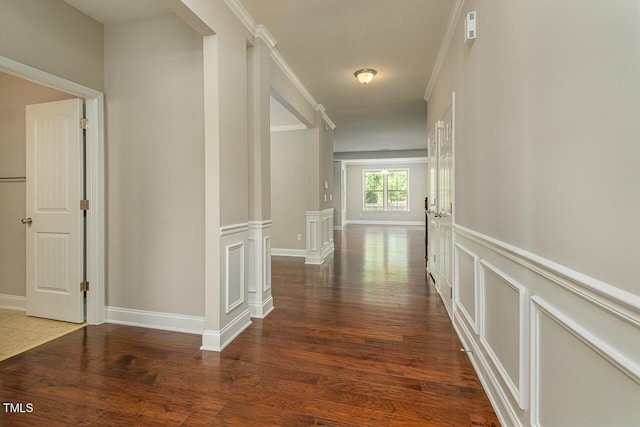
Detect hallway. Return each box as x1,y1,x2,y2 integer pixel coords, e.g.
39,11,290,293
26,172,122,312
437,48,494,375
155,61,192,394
0,225,498,426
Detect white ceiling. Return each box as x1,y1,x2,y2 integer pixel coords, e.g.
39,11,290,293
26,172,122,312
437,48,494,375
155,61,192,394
64,0,170,25
240,0,453,152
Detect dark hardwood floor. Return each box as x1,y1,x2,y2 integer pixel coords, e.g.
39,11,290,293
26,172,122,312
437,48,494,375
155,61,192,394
0,225,499,426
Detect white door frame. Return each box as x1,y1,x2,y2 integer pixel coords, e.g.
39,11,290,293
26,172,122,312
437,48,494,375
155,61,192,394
0,55,106,324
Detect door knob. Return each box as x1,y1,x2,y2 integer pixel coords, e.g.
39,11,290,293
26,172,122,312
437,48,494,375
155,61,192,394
21,217,32,224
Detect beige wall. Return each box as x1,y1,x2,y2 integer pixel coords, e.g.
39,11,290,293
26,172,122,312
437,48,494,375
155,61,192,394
105,14,205,316
270,130,309,250
0,0,104,91
428,1,640,424
332,161,342,227
319,119,335,211
346,162,427,223
0,72,76,297
248,39,272,222
428,0,640,296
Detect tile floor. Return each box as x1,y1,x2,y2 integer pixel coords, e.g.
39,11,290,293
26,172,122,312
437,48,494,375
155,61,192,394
0,309,85,361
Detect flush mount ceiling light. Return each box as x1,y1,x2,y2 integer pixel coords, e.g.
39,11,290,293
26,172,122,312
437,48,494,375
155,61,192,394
354,68,377,84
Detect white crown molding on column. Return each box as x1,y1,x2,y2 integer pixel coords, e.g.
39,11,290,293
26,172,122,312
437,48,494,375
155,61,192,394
224,0,336,129
270,49,318,109
223,0,257,36
255,24,277,49
424,0,466,102
316,104,336,130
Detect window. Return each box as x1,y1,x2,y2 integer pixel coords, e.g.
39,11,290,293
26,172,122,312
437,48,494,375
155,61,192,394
363,169,409,211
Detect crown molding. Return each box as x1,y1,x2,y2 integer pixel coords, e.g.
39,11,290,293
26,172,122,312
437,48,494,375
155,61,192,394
223,0,256,36
424,0,466,102
224,0,336,129
255,24,277,49
316,104,336,130
270,49,318,108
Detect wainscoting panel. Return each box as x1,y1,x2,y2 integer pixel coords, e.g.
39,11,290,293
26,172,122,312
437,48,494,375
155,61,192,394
454,243,479,333
305,209,334,264
479,260,528,410
225,241,245,313
452,224,640,427
531,297,640,427
248,221,274,319
263,236,272,292
247,237,256,293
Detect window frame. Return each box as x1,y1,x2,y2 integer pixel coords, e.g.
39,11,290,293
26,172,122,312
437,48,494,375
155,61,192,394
362,168,410,212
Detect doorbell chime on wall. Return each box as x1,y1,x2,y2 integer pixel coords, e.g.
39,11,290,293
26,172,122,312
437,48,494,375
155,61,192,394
465,11,477,44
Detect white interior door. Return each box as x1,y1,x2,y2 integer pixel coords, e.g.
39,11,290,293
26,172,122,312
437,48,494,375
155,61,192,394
437,103,454,313
427,126,439,276
25,99,84,323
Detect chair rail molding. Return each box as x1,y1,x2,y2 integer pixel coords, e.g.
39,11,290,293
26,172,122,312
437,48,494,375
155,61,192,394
451,223,640,427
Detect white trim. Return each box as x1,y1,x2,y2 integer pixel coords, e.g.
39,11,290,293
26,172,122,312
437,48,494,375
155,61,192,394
106,307,204,335
0,294,26,311
305,209,335,265
270,49,318,115
530,296,640,426
0,55,105,325
451,92,456,225
305,247,334,265
271,248,306,257
316,104,336,130
424,0,466,101
225,241,245,313
343,157,428,166
263,236,272,291
223,0,336,129
201,309,252,352
249,296,274,319
220,222,250,236
223,0,257,37
270,124,307,132
453,243,479,334
333,226,343,231
345,220,423,226
0,56,101,98
479,260,529,410
454,224,640,328
248,219,273,228
255,25,276,49
454,315,523,427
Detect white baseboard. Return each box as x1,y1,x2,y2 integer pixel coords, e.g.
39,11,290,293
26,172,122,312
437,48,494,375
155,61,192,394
249,296,274,319
106,306,204,335
305,244,335,265
201,309,252,352
0,294,26,311
454,315,518,427
345,220,424,226
271,248,306,257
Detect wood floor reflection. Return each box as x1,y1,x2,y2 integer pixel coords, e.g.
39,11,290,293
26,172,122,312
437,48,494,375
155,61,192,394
0,225,499,426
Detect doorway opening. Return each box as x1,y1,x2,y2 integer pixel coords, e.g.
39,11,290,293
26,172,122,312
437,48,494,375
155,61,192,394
0,55,105,326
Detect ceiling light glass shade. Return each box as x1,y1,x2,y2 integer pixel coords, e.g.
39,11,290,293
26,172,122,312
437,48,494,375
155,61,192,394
354,69,377,84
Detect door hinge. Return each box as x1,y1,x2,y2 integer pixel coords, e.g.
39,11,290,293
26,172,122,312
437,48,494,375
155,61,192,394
80,281,89,292
80,199,89,211
80,118,89,129
450,287,453,298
